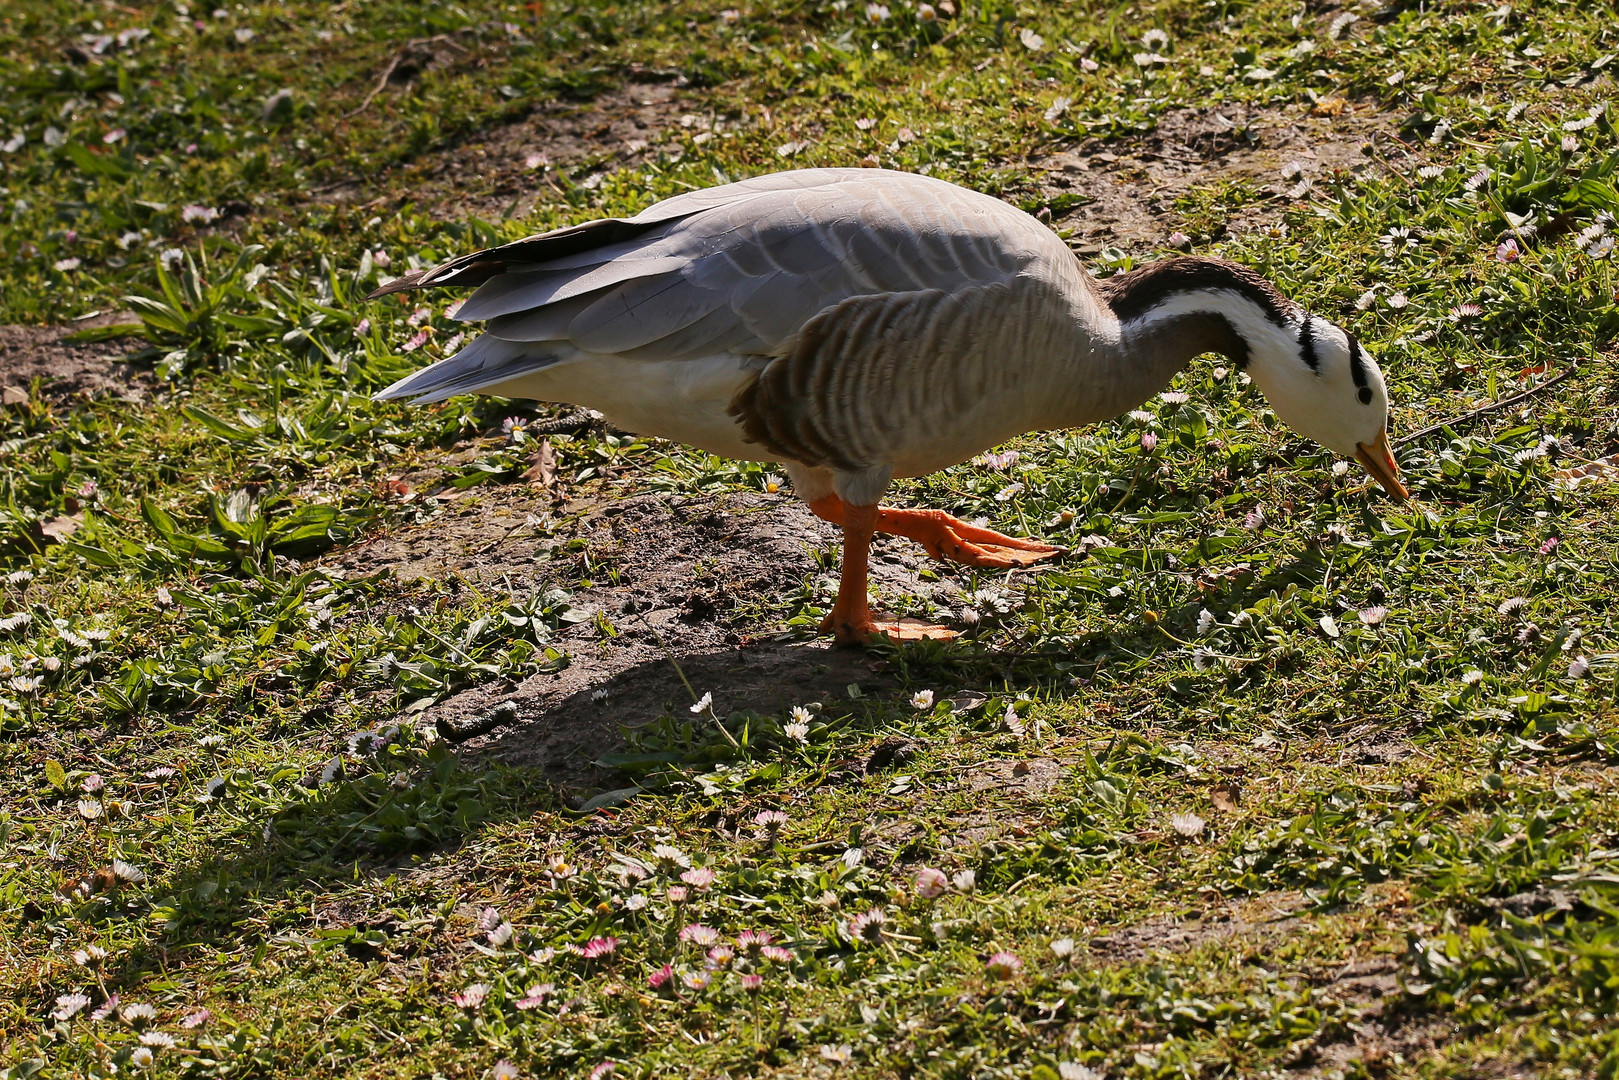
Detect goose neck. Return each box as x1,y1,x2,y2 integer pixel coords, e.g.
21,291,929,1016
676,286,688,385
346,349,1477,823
1087,257,1302,414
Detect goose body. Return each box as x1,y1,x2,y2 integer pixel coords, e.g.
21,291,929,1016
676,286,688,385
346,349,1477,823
373,168,1407,644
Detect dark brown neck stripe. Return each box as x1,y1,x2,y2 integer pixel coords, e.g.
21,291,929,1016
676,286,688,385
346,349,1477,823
1097,256,1296,328
1345,330,1375,405
1299,312,1318,372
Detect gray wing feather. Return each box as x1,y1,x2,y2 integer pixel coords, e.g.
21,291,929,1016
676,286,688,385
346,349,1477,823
374,169,1057,403
615,302,762,361
568,272,730,353
374,331,565,404
484,290,602,342
455,254,690,322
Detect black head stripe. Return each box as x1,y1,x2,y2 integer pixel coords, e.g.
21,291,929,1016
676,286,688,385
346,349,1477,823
1345,331,1375,405
1298,313,1319,373
1097,257,1297,327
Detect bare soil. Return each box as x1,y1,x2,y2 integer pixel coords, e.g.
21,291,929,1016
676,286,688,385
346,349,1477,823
1033,102,1410,254
1085,892,1481,1076
327,79,695,220
1087,890,1310,963
1287,1014,1459,1079
0,315,148,403
331,482,955,786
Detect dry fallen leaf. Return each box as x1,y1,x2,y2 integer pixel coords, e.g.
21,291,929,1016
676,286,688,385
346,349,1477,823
1211,781,1242,812
1,384,28,406
522,436,558,490
60,867,121,899
39,514,83,542
1310,96,1349,117
1554,453,1619,488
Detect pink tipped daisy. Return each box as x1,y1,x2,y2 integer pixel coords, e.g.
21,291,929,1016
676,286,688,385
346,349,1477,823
736,930,773,951
679,924,720,946
452,983,489,1009
915,867,949,900
985,951,1023,978
848,907,887,944
647,964,674,990
52,993,90,1021
680,867,717,890
514,983,553,1010
581,936,618,960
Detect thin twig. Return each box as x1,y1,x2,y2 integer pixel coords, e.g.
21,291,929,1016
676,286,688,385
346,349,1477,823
347,53,403,118
345,32,471,118
1393,367,1576,451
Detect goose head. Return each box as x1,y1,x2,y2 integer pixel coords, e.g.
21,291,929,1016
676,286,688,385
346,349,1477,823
1100,258,1408,499
1241,311,1409,500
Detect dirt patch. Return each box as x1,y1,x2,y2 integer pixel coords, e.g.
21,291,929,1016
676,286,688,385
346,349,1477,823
0,315,148,403
329,483,966,785
1033,103,1411,254
964,756,1070,794
934,757,1073,846
1088,890,1311,963
866,755,1075,853
327,79,696,220
1287,1014,1458,1079
1080,895,1503,1078
1286,955,1513,1078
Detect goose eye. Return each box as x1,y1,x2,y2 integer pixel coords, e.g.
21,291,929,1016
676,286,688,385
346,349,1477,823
1358,386,1373,405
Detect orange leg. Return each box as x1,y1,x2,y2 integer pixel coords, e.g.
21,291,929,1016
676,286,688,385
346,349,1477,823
811,498,958,647
807,496,1064,569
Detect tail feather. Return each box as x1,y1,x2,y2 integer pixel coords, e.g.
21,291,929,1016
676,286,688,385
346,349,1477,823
373,333,567,404
364,217,673,300
455,255,687,323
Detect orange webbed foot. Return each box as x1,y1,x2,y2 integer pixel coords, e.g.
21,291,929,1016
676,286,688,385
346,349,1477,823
819,610,959,647
876,508,1065,569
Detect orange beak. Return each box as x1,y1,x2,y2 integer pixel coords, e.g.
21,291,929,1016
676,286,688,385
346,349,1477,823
1354,428,1409,500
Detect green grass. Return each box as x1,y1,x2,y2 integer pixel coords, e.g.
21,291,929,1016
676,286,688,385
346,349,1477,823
4,0,1619,1077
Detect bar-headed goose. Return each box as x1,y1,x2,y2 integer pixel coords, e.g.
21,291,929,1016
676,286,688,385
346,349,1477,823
371,168,1407,646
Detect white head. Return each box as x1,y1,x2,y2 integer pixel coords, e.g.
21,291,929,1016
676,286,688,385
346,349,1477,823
1243,310,1408,498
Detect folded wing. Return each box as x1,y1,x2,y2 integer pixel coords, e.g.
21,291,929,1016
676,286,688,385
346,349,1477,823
373,168,1046,403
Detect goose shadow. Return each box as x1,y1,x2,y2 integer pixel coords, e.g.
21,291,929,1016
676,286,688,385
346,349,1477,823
424,636,902,791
